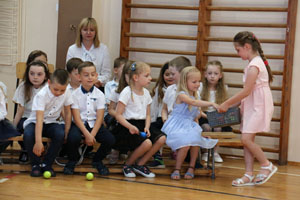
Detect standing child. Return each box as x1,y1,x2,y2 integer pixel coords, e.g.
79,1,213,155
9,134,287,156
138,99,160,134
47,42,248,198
162,66,218,180
64,61,115,175
23,69,72,177
218,31,277,186
104,57,127,129
0,82,20,163
199,60,232,163
115,62,166,178
13,61,50,164
66,57,83,92
149,62,174,168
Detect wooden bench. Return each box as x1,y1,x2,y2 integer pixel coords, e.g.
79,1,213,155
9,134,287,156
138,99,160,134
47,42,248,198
1,132,241,178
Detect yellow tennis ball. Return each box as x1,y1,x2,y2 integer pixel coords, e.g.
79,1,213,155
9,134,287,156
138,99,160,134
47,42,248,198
86,172,94,181
43,171,51,179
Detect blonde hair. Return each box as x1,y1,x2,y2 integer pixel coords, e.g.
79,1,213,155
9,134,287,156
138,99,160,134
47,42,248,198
201,60,228,106
128,61,151,101
177,66,200,110
116,60,133,94
75,17,100,48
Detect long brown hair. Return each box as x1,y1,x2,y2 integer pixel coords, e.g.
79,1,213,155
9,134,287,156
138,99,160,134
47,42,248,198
201,60,227,105
151,62,169,103
234,31,273,83
23,61,50,103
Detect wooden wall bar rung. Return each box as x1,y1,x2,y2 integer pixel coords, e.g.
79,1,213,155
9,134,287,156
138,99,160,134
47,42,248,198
205,37,285,44
206,6,288,12
224,68,283,75
233,130,280,138
126,3,199,10
204,52,284,59
205,21,287,28
125,47,196,55
126,18,198,25
228,83,282,91
221,146,279,153
125,32,197,40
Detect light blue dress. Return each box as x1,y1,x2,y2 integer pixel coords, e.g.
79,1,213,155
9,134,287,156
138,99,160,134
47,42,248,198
162,92,218,151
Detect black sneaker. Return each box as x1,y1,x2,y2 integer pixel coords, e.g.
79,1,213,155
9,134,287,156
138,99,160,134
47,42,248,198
92,161,109,175
148,158,165,168
63,161,77,175
30,165,42,177
42,166,56,177
133,165,155,178
19,151,29,164
123,164,136,178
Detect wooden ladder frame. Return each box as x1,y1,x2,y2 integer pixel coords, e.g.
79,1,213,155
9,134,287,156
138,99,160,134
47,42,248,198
119,0,298,165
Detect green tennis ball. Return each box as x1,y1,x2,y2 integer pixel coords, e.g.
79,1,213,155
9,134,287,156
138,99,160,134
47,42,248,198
86,172,94,181
43,171,51,179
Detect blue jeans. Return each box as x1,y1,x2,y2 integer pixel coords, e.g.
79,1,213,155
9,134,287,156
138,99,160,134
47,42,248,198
66,122,115,162
24,123,65,167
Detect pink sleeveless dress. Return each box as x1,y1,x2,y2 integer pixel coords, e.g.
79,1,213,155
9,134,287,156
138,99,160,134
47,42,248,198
240,56,274,133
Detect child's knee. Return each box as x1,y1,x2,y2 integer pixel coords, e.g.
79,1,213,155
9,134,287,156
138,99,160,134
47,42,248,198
157,135,166,144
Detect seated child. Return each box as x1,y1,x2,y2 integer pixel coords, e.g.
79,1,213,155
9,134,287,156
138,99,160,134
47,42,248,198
104,57,127,129
64,61,115,175
13,60,50,164
23,69,72,177
66,57,83,92
199,60,232,163
0,82,20,163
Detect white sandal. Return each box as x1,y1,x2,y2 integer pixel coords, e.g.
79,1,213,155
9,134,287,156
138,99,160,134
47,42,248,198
232,173,255,187
255,162,277,185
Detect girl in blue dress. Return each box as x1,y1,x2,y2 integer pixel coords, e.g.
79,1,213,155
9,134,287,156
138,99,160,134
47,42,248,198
162,66,218,180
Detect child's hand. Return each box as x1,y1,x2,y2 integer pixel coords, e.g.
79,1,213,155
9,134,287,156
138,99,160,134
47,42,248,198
218,103,229,113
144,128,151,137
129,125,139,135
212,103,219,110
33,142,44,157
85,134,95,146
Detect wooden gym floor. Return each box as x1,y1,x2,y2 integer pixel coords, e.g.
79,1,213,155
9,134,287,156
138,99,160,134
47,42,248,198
1,155,300,200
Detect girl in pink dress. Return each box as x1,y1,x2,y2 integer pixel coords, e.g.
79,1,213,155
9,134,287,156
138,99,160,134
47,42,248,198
218,31,277,186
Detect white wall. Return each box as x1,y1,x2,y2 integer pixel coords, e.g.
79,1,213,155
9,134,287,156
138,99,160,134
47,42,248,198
0,0,299,162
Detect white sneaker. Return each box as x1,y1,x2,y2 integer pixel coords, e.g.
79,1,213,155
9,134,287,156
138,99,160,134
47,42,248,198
214,153,223,163
108,149,119,164
202,153,208,162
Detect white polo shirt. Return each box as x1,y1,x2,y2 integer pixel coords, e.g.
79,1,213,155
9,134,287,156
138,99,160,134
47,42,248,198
71,85,105,128
13,82,45,118
118,86,152,120
23,84,73,128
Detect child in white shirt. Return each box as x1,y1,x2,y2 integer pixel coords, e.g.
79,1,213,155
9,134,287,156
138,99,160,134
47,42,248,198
23,69,72,177
114,62,166,178
64,61,115,175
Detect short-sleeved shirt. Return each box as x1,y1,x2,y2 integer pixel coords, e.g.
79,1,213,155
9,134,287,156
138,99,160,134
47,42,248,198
162,84,177,114
13,82,45,118
150,86,166,122
104,79,118,104
0,85,7,120
109,90,120,103
23,84,73,128
118,86,152,120
72,85,105,128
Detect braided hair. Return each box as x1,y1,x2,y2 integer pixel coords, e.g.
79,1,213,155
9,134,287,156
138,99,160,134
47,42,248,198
234,31,273,83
